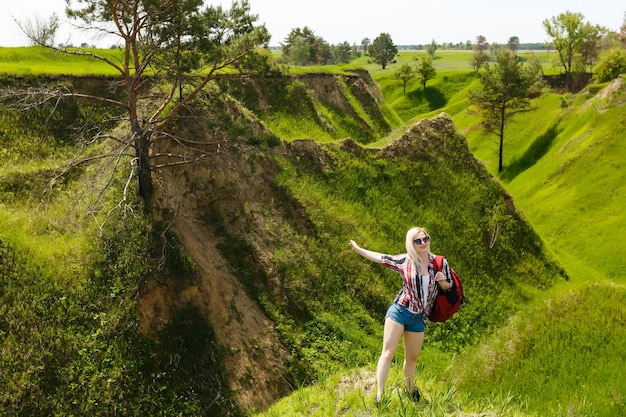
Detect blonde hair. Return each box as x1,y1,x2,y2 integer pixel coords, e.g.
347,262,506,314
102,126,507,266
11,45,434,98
405,226,430,269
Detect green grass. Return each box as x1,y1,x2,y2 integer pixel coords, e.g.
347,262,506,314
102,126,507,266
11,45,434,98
1,45,625,417
0,46,558,77
0,198,93,273
0,46,123,75
375,69,476,122
257,355,536,417
487,81,626,280
0,166,241,416
263,111,337,141
454,282,626,416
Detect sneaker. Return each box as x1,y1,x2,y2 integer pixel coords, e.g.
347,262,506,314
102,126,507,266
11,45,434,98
410,387,420,402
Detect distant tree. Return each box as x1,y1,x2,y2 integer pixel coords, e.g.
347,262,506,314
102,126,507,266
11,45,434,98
369,33,398,69
291,36,310,65
416,56,437,89
16,12,59,46
312,36,331,64
426,39,438,58
361,37,371,54
331,41,352,64
473,35,490,54
507,36,520,53
470,49,489,74
471,35,490,73
281,26,329,65
469,50,539,172
579,22,608,72
542,11,586,76
394,64,414,94
544,11,609,83
281,26,315,64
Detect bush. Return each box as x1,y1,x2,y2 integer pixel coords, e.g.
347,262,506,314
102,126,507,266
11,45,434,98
594,48,626,83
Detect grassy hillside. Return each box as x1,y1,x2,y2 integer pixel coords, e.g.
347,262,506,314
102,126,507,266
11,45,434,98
0,75,244,416
446,78,626,415
364,50,626,284
506,81,626,280
260,282,626,417
148,106,566,416
1,47,625,417
217,70,398,143
454,281,626,416
447,77,626,281
366,50,626,416
246,54,626,416
0,46,122,75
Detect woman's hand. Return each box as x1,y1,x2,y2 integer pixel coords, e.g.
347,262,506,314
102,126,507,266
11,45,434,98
436,271,452,290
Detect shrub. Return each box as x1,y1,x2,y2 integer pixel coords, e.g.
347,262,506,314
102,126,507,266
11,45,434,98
594,48,626,83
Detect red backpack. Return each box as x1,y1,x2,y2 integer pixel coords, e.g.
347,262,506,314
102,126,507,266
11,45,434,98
428,255,464,322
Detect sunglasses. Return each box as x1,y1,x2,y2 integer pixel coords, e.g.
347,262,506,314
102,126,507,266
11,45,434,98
413,236,430,245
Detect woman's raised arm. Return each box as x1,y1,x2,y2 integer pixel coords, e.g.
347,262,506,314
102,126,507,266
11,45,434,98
349,240,384,264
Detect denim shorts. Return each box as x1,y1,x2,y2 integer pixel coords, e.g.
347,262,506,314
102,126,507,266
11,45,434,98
386,302,425,333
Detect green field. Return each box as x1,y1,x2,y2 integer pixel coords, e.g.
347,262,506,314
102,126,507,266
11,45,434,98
1,46,564,76
0,46,122,75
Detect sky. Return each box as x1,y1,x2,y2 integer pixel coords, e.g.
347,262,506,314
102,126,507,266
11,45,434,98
1,0,624,48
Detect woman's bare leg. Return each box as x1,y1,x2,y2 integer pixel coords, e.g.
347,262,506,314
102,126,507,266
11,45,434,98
375,317,405,400
402,330,425,392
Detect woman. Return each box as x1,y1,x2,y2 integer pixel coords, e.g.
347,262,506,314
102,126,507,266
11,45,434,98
349,227,453,405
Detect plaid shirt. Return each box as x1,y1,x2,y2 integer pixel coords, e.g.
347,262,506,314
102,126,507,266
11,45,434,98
381,252,451,314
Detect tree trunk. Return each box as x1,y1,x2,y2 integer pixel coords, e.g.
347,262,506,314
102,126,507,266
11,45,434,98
498,132,504,173
134,129,153,200
498,103,506,173
498,122,505,173
128,76,153,202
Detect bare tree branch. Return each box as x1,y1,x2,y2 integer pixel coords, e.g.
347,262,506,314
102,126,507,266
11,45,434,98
1,86,128,111
14,13,59,47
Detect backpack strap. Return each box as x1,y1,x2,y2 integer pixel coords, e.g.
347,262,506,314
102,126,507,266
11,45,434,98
433,255,454,292
433,255,445,273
